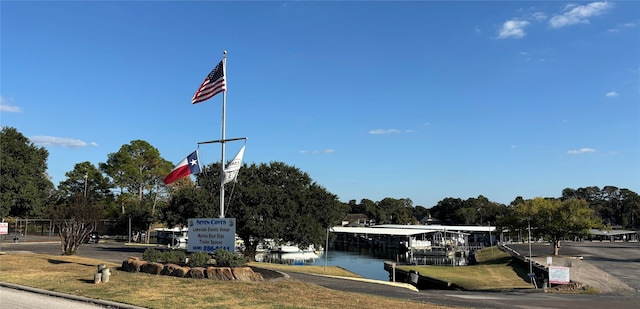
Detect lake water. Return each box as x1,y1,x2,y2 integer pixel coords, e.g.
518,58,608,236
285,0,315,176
256,246,401,281
256,245,469,281
307,249,393,281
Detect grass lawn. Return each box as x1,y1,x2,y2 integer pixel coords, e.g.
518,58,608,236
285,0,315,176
0,253,463,309
397,247,534,290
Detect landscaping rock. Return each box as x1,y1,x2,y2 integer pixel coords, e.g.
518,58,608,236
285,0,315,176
174,266,190,277
161,263,182,276
141,262,164,275
233,266,262,281
206,266,234,280
122,257,148,272
121,259,271,281
188,267,206,279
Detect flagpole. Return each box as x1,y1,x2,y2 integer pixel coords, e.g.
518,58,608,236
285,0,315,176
220,50,227,218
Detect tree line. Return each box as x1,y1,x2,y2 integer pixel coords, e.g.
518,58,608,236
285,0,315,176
1,126,638,258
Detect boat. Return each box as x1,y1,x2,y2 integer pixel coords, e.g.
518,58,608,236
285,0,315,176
270,244,316,253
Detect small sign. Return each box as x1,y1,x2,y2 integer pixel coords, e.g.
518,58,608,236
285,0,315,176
549,266,570,284
527,272,536,278
0,222,8,235
187,218,236,254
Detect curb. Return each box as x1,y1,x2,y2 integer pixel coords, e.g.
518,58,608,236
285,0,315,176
0,282,147,309
290,272,420,292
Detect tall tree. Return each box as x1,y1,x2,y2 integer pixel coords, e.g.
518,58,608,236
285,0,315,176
0,127,54,218
378,197,413,224
99,140,173,242
47,163,109,255
161,161,345,261
429,197,464,224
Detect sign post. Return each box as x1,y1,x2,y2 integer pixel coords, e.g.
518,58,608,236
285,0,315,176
187,218,236,254
549,266,571,285
0,222,9,251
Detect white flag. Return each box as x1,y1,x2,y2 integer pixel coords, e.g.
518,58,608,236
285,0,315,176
223,145,246,184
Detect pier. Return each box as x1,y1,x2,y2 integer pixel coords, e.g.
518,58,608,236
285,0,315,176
330,224,495,266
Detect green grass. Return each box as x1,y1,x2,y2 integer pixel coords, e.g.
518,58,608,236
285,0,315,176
397,247,533,290
0,253,464,309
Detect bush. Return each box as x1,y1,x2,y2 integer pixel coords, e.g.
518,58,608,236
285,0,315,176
161,250,187,264
142,248,162,262
188,251,211,268
214,249,248,267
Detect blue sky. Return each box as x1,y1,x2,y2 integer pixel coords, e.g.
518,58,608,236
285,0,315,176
2,1,639,208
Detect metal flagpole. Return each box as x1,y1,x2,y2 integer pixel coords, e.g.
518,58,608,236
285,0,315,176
220,50,227,218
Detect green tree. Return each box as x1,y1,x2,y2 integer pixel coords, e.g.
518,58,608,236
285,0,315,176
47,163,108,255
378,197,413,224
56,161,115,203
229,162,344,261
429,197,464,225
99,140,173,213
162,161,345,261
358,198,380,224
509,197,603,255
99,140,173,242
0,127,54,218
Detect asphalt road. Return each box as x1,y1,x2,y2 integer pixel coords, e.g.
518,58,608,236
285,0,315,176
2,240,639,309
0,285,106,309
506,241,640,292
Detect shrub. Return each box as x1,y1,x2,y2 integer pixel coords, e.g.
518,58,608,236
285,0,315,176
188,251,211,268
162,250,187,264
142,248,162,262
214,249,248,267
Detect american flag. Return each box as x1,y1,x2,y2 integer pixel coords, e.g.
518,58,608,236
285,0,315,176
191,60,226,104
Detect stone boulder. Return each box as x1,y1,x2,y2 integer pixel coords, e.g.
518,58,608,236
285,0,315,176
141,262,164,275
206,267,235,280
161,263,186,277
174,266,190,278
188,267,206,279
122,257,148,272
232,266,263,281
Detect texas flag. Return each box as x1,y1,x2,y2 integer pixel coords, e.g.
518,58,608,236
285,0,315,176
164,150,201,185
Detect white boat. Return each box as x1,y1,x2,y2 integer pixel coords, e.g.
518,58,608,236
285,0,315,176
271,244,316,253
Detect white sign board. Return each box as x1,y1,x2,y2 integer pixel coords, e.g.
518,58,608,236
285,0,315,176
549,266,570,284
0,222,8,235
187,218,236,253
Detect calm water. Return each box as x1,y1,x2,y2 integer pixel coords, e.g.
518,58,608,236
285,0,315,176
256,246,401,281
256,245,469,281
307,249,394,281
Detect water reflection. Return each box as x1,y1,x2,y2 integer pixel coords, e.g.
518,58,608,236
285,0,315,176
254,245,468,281
255,251,320,265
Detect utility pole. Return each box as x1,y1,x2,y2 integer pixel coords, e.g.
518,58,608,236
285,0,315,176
83,173,88,198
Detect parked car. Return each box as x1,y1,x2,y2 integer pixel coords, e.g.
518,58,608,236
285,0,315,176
84,231,100,244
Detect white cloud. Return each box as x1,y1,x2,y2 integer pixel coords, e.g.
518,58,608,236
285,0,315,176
300,149,335,155
497,19,530,39
29,136,98,148
368,129,401,135
606,91,618,97
0,96,22,113
532,12,547,21
548,2,613,28
568,148,597,154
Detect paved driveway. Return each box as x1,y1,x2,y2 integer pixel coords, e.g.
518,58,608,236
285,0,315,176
506,241,640,293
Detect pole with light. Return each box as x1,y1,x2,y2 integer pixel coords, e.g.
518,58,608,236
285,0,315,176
528,217,533,285
83,173,88,198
